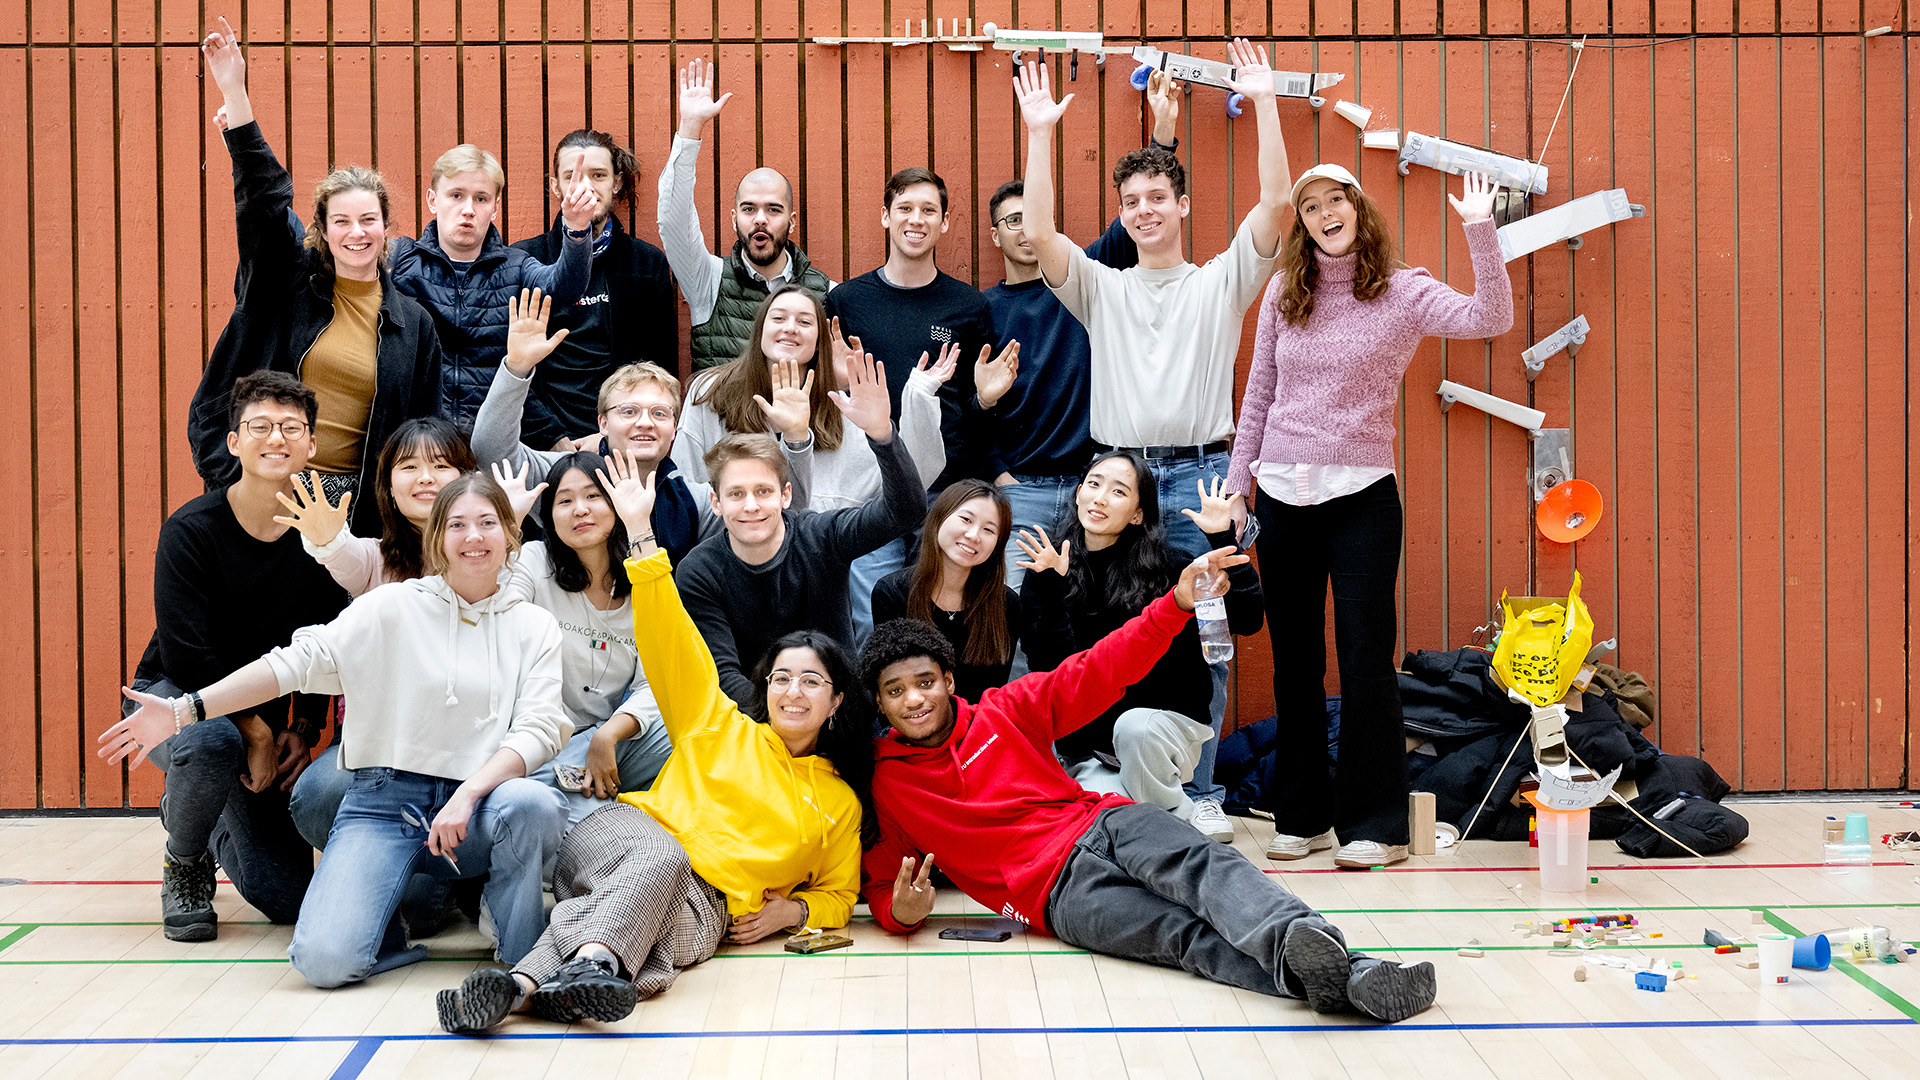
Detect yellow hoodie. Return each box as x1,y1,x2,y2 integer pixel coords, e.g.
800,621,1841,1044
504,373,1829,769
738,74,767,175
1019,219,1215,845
616,550,862,928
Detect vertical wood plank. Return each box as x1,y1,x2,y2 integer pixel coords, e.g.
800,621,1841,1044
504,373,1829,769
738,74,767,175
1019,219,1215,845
0,50,38,807
715,42,761,262
1399,40,1449,656
417,48,459,229
1441,40,1491,648
1860,39,1905,790
1691,41,1741,784
1734,39,1784,791
1485,39,1533,618
1528,46,1577,602
1651,40,1700,758
1778,38,1826,790
418,0,456,41
800,42,845,280
374,45,418,239
75,47,125,807
333,47,374,168
930,47,976,286
545,42,590,232
158,46,205,518
1821,39,1869,792
118,45,165,808
844,42,885,275
31,48,80,807
502,45,545,242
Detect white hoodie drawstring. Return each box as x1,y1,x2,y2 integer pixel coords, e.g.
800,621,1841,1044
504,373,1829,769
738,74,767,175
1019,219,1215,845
444,587,461,707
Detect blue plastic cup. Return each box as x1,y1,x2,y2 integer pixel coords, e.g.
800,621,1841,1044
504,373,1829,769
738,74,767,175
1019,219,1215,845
1843,813,1869,844
1793,934,1832,970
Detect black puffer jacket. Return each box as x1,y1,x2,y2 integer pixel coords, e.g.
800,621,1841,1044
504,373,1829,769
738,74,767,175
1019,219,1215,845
187,121,444,539
389,222,590,425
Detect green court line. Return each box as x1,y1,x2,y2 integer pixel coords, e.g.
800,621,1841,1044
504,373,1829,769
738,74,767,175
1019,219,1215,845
0,925,37,955
1764,911,1920,1022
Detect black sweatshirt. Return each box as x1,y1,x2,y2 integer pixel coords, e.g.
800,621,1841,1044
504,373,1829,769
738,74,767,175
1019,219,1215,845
870,570,1023,704
676,430,926,707
1020,530,1263,760
132,489,351,741
823,269,994,488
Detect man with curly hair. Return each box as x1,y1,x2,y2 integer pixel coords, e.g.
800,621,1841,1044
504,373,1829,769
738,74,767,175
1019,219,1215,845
856,549,1437,1023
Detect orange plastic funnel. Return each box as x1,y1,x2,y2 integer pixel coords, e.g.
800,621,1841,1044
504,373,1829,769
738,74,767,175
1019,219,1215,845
1536,479,1603,543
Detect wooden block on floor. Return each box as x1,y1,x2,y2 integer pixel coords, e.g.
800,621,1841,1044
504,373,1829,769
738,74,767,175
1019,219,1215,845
1408,792,1437,855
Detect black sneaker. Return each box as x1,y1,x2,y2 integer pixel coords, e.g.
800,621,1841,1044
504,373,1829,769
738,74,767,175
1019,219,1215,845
1281,920,1353,1014
1347,959,1438,1023
160,849,217,943
437,967,520,1034
527,955,638,1024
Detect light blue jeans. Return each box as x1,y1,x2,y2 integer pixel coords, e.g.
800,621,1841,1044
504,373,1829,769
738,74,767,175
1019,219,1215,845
1139,450,1233,806
849,535,909,645
287,767,566,988
527,719,675,825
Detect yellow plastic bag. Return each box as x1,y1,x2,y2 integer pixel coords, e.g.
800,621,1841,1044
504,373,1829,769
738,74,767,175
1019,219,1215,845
1491,572,1594,708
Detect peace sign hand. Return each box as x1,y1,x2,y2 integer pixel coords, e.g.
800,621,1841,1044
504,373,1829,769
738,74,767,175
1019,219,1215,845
272,471,351,547
1449,171,1499,224
1013,526,1071,577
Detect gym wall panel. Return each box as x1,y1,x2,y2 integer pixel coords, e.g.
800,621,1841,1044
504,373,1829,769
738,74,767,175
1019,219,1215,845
0,2,1910,805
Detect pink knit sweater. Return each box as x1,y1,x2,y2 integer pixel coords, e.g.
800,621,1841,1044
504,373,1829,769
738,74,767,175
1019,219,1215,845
1226,217,1513,494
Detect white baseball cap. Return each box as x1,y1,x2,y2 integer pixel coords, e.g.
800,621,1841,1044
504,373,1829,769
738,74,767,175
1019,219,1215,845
1290,163,1362,210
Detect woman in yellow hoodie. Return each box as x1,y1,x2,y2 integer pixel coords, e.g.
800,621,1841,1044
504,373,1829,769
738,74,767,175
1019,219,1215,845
437,449,872,1034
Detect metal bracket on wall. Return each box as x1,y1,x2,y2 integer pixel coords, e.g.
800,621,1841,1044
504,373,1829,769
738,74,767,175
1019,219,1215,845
1530,428,1572,503
1522,315,1590,382
1397,132,1550,194
1497,188,1645,262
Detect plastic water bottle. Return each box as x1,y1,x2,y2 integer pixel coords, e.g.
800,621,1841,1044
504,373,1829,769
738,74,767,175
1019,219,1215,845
1193,558,1233,664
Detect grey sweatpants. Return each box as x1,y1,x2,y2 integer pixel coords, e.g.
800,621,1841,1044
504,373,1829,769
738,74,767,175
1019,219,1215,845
1061,708,1213,821
1046,801,1354,997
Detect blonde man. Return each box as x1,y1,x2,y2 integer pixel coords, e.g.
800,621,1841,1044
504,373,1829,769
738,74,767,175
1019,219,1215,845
389,143,599,428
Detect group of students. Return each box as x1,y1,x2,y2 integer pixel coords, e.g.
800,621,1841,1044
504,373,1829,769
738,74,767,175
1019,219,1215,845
95,19,1524,1032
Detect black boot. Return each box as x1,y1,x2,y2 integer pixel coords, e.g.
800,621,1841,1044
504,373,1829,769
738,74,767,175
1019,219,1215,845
527,955,638,1024
160,849,217,943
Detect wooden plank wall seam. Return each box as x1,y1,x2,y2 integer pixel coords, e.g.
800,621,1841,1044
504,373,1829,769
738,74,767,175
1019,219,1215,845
1,5,1912,803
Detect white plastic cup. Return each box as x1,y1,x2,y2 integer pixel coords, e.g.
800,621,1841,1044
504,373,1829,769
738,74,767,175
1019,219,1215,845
1758,933,1792,985
1535,807,1590,893
1332,99,1373,129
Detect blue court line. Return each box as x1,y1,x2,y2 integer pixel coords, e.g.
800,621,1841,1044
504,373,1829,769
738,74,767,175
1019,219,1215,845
2,1017,1914,1049
327,1038,382,1080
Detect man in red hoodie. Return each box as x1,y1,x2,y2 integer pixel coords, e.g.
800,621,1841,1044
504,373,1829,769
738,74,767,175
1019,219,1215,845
858,550,1437,1022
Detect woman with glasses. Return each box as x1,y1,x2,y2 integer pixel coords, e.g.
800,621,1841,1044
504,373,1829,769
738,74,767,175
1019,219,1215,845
435,451,874,1034
187,18,443,540
103,471,572,989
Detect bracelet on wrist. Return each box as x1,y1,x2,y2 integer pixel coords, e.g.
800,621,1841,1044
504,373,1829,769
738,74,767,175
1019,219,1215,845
789,896,811,933
188,691,206,725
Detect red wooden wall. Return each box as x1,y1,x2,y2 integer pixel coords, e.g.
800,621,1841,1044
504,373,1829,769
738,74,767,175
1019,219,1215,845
0,1,1911,806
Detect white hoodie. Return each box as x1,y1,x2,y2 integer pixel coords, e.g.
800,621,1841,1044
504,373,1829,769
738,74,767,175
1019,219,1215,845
265,574,572,779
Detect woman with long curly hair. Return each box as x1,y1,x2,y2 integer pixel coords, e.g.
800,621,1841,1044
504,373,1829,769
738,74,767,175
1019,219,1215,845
1226,165,1512,868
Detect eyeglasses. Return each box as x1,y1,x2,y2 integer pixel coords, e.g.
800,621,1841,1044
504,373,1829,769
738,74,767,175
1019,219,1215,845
993,211,1024,230
608,404,675,423
239,418,310,440
767,671,833,694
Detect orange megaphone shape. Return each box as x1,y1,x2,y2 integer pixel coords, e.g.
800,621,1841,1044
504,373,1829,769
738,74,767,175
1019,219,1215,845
1536,479,1603,543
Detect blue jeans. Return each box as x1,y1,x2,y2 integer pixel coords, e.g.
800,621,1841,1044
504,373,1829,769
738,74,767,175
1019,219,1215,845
849,535,909,644
528,719,675,825
1138,450,1232,805
287,767,567,988
134,676,312,924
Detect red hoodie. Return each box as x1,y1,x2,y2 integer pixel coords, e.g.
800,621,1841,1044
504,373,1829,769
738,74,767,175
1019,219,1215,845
863,591,1193,935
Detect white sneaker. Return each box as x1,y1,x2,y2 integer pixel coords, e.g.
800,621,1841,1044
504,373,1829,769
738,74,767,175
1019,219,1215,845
1266,827,1336,861
1188,798,1235,843
1334,840,1410,868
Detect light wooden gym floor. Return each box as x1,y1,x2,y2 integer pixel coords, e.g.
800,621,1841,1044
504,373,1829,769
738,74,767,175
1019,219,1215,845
0,798,1915,1079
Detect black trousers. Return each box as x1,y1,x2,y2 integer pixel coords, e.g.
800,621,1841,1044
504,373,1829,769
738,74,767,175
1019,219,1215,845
1253,477,1410,845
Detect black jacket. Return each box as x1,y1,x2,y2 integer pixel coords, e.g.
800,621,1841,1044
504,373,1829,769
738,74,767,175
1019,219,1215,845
389,222,590,424
511,216,678,447
187,122,444,539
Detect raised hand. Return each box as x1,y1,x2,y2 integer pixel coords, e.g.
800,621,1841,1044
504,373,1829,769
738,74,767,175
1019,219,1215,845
559,176,598,232
676,57,733,140
97,686,185,771
1179,475,1246,536
829,347,895,443
1222,37,1277,105
489,459,548,524
201,16,246,92
271,471,351,547
1013,526,1071,577
754,358,816,442
890,853,937,927
1015,59,1074,131
1174,546,1253,611
973,340,1021,409
1449,170,1499,224
595,448,659,543
915,342,961,387
1146,70,1183,142
504,288,570,376
825,316,858,386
